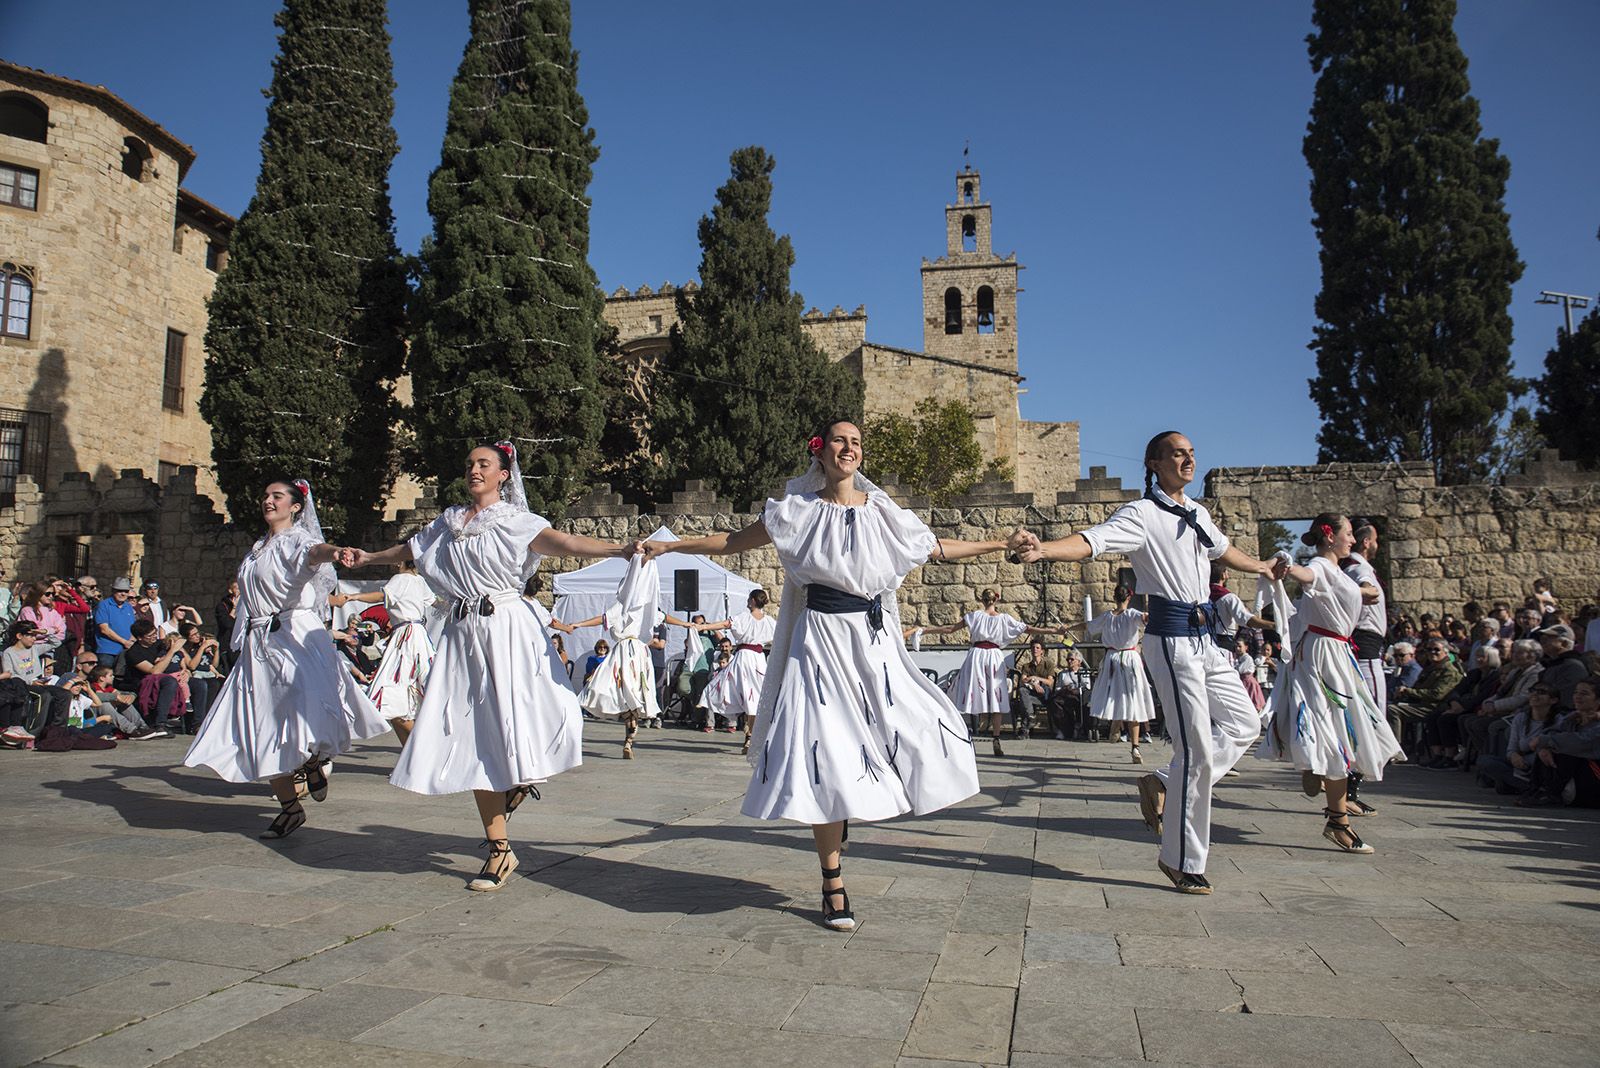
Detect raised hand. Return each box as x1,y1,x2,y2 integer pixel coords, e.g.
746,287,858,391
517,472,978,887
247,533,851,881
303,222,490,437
641,539,673,561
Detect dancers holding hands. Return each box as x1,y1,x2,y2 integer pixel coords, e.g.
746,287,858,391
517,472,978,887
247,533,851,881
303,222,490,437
340,442,643,891
1009,431,1288,894
642,420,1010,931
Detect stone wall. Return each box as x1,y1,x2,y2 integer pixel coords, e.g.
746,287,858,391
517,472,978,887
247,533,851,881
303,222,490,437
3,453,1593,628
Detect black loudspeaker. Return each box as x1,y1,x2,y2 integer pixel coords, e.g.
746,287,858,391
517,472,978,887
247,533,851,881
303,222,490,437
673,569,699,613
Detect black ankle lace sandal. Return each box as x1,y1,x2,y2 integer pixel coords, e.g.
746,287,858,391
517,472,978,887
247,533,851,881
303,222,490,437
1323,808,1374,854
302,758,330,802
505,784,541,818
1158,859,1212,895
468,838,518,891
820,864,856,930
261,800,306,840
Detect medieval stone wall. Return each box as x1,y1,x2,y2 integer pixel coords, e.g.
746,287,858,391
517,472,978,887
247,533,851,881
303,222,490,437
3,454,1592,629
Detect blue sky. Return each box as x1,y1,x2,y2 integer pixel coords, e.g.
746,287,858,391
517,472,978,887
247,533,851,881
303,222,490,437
8,1,1597,488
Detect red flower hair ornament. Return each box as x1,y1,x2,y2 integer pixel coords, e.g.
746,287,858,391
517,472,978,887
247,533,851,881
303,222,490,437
1319,523,1333,541
807,436,823,456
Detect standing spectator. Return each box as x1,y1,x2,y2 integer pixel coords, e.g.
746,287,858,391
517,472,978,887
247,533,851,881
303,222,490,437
0,562,22,629
214,579,238,672
18,583,67,668
52,577,91,667
1532,578,1558,618
1,622,73,731
647,621,669,726
178,622,222,733
1535,623,1588,707
94,578,138,669
116,620,185,732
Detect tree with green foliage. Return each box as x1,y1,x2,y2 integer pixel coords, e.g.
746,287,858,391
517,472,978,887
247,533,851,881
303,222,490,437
1303,0,1523,484
1534,303,1600,471
408,0,604,514
1257,519,1296,560
650,147,863,509
864,399,1011,505
201,0,408,537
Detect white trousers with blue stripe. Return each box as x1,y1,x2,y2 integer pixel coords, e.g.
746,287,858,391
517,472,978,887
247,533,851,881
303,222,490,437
1147,634,1259,875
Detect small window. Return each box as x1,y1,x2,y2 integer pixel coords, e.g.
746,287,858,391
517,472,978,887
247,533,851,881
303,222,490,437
943,287,963,335
0,163,39,210
57,537,89,579
1,263,34,339
0,94,48,143
162,329,185,411
961,214,976,253
205,241,223,272
157,461,180,486
648,314,663,333
0,406,50,507
976,286,995,334
122,137,152,181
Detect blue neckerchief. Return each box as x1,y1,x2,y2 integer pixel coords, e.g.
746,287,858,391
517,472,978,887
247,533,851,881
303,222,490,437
1144,489,1214,549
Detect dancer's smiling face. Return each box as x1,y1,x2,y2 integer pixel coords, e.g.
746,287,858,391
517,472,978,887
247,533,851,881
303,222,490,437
1323,516,1355,557
261,482,303,529
817,421,862,480
1146,434,1196,492
465,447,510,501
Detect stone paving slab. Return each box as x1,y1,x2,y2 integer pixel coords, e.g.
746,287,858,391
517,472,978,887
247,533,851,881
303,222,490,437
2,731,1598,1066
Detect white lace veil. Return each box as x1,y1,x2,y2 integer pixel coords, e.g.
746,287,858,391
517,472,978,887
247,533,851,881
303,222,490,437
293,478,338,618
747,457,884,767
495,440,530,512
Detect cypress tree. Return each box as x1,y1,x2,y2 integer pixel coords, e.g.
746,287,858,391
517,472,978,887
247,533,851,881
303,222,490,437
651,146,863,508
201,0,407,536
408,0,604,514
1303,0,1523,483
1534,303,1600,470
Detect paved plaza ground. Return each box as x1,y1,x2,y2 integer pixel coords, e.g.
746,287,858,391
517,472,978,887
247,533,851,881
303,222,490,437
2,724,1597,1067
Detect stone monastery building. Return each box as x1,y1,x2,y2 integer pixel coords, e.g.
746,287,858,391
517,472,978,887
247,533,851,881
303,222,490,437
0,61,234,513
602,167,1079,497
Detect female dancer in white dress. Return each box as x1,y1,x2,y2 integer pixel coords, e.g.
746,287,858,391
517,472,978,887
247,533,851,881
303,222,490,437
331,559,436,744
185,479,389,839
1087,583,1157,763
698,589,777,755
643,420,1008,930
927,589,1059,757
568,554,693,759
1259,514,1404,854
342,443,641,891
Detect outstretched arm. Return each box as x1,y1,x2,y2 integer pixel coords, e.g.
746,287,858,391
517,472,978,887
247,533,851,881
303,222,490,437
931,537,1008,563
330,590,385,608
564,614,604,630
645,520,771,558
1008,530,1094,564
340,543,414,569
308,543,340,567
1219,545,1291,583
534,529,642,561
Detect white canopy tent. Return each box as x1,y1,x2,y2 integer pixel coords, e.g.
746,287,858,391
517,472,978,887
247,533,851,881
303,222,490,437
551,527,763,693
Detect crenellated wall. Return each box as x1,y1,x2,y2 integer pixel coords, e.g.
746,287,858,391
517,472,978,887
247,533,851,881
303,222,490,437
2,454,1594,627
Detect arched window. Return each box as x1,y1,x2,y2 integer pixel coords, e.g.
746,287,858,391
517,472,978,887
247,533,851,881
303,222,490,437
976,286,995,334
961,214,976,253
2,263,35,339
0,93,48,143
122,137,151,181
944,287,963,335
962,181,974,203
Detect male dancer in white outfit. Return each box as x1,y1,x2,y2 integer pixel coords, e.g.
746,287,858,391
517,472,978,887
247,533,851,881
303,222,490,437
1012,431,1287,894
1342,520,1386,816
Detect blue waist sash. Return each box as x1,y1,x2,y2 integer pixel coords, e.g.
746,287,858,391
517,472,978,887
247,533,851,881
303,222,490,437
1145,594,1216,639
806,583,885,637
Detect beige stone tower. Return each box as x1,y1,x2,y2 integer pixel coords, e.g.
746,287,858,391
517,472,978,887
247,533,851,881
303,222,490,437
918,166,1022,465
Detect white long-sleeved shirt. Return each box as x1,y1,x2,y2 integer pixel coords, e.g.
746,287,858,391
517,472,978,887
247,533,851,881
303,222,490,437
1080,487,1229,605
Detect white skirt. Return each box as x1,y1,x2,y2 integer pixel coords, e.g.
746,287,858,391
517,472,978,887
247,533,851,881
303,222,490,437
184,609,390,783
704,647,767,720
579,637,660,721
744,608,980,824
1258,632,1405,780
1090,649,1156,723
367,620,434,721
946,646,1011,717
391,592,581,795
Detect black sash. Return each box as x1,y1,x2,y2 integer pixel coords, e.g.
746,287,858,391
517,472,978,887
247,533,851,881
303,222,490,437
806,584,884,638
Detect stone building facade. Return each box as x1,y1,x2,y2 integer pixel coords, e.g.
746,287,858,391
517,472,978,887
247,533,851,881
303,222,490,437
0,61,233,520
602,167,1079,499
4,451,1592,636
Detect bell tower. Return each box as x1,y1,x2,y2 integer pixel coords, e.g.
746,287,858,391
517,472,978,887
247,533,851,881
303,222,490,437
921,165,1020,369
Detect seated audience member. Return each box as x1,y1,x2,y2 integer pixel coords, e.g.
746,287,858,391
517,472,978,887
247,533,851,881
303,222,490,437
1511,606,1543,643
1390,638,1464,750
1535,623,1587,706
1421,645,1501,768
1011,639,1057,739
18,583,66,668
581,640,610,686
84,664,164,739
1520,676,1600,808
1477,682,1561,794
0,622,74,733
1461,638,1544,762
1465,618,1499,668
1388,642,1421,695
116,621,185,731
52,577,92,669
178,623,222,733
1578,600,1599,654
1048,647,1087,741
1490,602,1514,639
